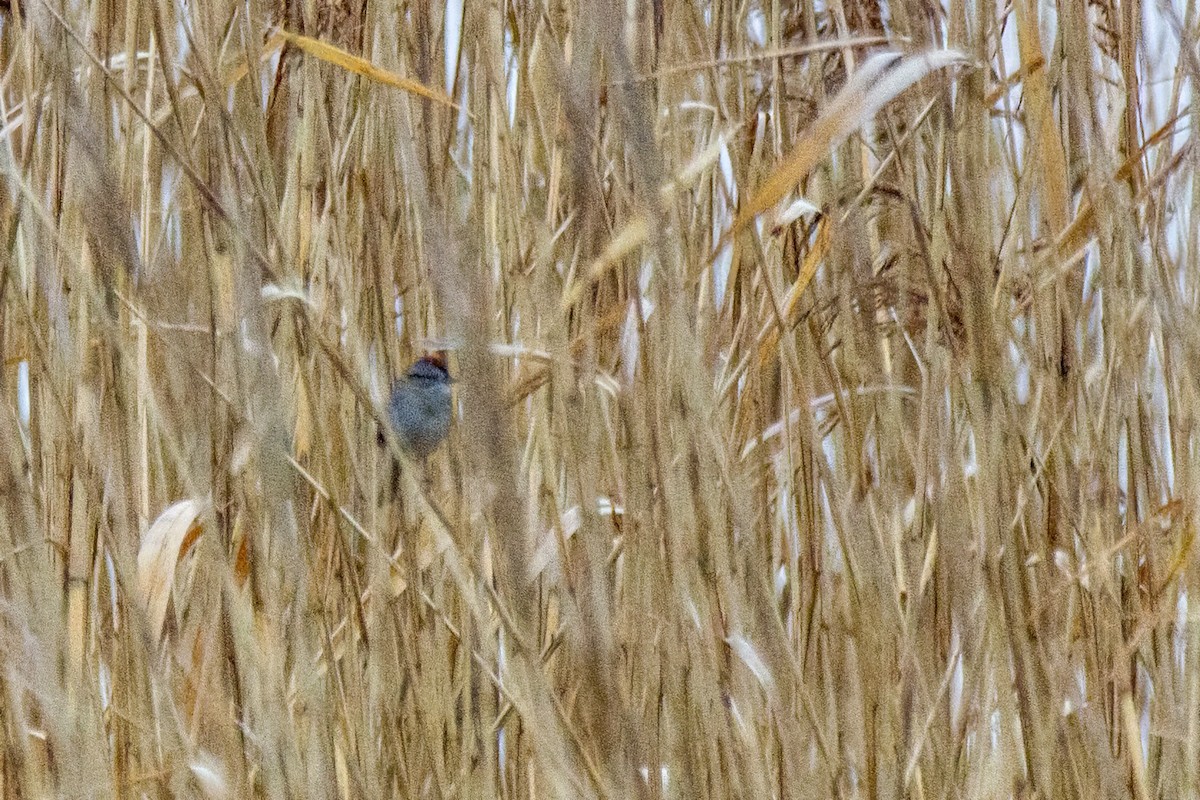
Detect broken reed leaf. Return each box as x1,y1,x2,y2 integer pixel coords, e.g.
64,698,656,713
528,499,624,581
560,216,650,313
561,126,740,313
145,32,287,128
664,124,744,195
1049,108,1190,270
276,29,465,114
616,35,900,84
753,215,831,369
770,196,821,233
984,54,1046,106
717,49,968,256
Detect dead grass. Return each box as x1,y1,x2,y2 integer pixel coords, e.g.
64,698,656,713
0,0,1195,797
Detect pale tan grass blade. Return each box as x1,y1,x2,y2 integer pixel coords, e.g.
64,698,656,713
136,498,207,642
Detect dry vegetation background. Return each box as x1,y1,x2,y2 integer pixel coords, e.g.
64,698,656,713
0,0,1195,797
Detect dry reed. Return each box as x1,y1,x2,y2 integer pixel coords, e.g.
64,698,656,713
0,0,1194,797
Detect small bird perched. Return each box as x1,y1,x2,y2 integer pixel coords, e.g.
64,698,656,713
386,353,453,459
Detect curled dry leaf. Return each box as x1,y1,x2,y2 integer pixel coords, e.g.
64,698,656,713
137,498,207,642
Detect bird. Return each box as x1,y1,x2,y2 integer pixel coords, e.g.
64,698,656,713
385,353,453,460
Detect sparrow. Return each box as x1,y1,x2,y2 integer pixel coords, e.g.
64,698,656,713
385,353,453,459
